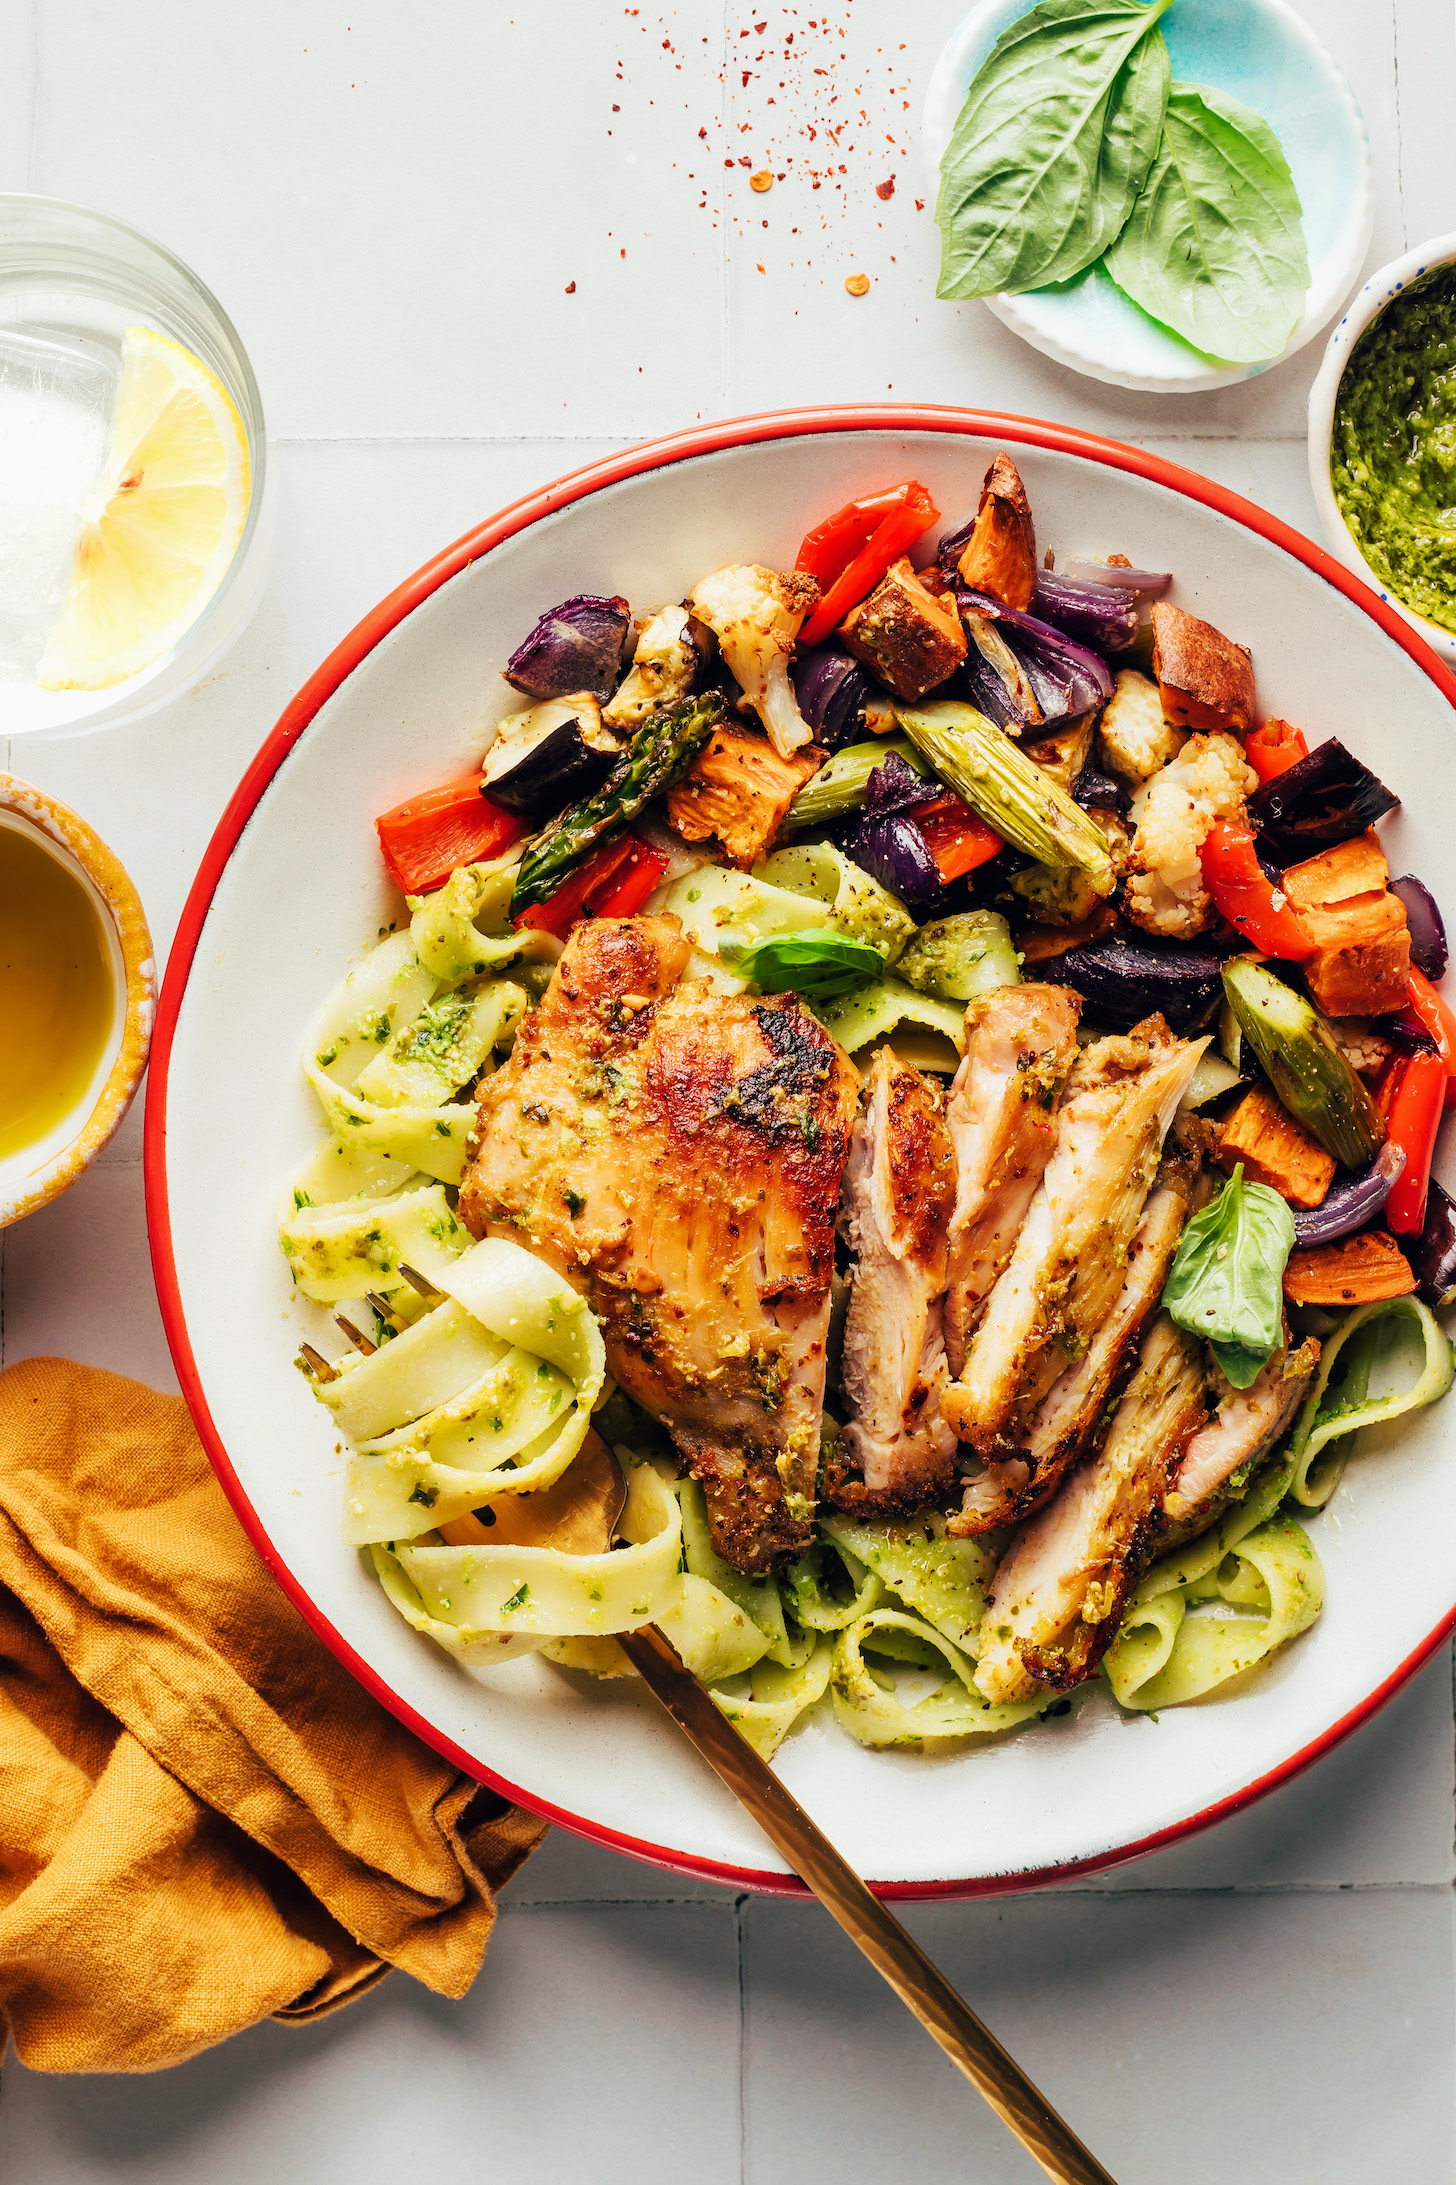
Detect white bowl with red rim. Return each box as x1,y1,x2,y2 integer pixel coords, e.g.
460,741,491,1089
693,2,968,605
147,407,1456,1896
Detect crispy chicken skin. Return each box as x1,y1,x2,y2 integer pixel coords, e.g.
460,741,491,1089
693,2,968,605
458,914,859,1573
834,1049,958,1509
950,1139,1202,1537
942,983,1082,1376
941,1016,1208,1459
975,1314,1209,1704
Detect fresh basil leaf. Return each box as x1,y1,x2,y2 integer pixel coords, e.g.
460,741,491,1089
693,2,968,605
1162,1164,1295,1376
719,928,883,1001
1102,81,1308,363
935,0,1173,300
1209,1338,1273,1391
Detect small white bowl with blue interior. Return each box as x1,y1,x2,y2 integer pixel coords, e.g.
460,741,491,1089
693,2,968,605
923,0,1373,394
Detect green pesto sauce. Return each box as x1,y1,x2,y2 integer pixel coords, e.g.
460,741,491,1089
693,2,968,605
1331,264,1456,634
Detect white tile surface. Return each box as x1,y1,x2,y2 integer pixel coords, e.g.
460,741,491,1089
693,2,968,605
742,1888,1456,2184
4,2,1456,2177
0,1905,744,2184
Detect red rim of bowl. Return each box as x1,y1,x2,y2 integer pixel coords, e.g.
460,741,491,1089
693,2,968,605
144,401,1456,1899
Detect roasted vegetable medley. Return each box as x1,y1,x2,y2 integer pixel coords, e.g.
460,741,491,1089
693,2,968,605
287,455,1456,1758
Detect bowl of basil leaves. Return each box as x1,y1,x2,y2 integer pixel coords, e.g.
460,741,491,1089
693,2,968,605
923,0,1373,393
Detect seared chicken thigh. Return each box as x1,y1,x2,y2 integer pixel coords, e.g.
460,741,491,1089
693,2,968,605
458,914,859,1572
836,1048,958,1507
975,1314,1209,1704
942,984,1081,1374
941,1017,1208,1457
951,1140,1202,1536
1161,1335,1319,1545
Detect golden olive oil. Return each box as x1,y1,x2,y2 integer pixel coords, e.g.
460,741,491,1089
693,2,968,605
0,824,115,1160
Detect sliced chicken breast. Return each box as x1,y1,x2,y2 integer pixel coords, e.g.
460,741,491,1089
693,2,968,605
942,982,1081,1375
975,1314,1209,1704
835,1048,958,1506
942,1016,1208,1459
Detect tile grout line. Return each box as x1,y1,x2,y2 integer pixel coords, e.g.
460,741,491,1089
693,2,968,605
500,1879,1456,1908
1391,0,1409,253
267,430,1313,447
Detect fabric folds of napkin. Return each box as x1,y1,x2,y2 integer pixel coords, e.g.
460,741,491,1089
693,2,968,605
0,1356,546,2074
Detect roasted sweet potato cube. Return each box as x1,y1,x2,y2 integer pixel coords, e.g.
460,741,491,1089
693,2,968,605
1150,601,1255,736
1282,830,1391,911
838,555,967,701
666,726,821,870
1283,830,1411,1015
1283,1231,1416,1306
1216,1084,1335,1209
953,451,1038,611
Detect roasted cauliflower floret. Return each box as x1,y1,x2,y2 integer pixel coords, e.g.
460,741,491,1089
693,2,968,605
1124,731,1257,938
687,564,819,758
1097,668,1186,783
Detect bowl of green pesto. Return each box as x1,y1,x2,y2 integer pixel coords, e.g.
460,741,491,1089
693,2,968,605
1309,233,1456,665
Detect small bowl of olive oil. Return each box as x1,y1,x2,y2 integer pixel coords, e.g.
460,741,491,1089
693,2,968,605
0,777,153,1227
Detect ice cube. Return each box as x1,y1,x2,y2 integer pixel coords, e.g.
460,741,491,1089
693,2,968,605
0,328,118,684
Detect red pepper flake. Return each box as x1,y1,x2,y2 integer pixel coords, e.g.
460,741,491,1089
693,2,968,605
564,280,576,293
741,69,753,86
876,175,895,200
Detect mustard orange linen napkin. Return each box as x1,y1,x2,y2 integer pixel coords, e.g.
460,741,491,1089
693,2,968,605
0,1357,547,2074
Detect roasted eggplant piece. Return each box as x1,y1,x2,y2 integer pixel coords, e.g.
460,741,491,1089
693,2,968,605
481,697,622,815
843,812,943,903
1221,957,1385,1170
1053,932,1223,1033
1248,737,1399,857
504,593,632,701
603,604,708,729
1071,769,1130,818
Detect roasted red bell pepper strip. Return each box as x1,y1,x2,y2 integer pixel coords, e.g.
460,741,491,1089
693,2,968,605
794,486,915,589
375,776,524,895
1199,820,1314,958
589,839,668,919
906,793,1004,884
1374,1054,1404,1121
1244,717,1309,786
515,833,665,937
1385,1049,1445,1235
1404,966,1456,1111
798,482,940,649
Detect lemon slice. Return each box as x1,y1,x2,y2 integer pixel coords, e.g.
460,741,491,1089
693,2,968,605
38,326,250,690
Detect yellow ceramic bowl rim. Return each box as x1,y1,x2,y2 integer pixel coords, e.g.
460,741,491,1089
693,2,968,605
0,774,155,1229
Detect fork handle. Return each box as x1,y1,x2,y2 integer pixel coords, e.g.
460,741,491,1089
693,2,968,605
617,1625,1118,2185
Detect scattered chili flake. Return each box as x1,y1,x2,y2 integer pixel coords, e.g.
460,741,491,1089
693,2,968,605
875,175,895,200
750,168,774,191
845,273,870,296
564,281,576,294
